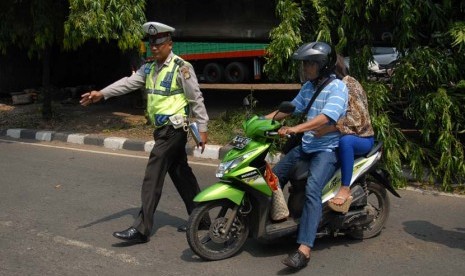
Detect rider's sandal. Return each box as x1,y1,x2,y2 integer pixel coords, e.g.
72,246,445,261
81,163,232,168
328,196,353,214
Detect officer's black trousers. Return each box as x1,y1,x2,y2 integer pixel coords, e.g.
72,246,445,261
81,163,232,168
133,125,200,236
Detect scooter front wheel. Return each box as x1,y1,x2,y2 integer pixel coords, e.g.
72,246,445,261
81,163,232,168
186,199,249,261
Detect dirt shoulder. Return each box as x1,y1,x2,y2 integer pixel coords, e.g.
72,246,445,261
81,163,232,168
1,97,155,142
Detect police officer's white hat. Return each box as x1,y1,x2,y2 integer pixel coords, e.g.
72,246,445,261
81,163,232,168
143,22,175,36
143,22,175,45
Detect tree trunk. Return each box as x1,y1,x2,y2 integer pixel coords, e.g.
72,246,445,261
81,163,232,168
41,47,52,120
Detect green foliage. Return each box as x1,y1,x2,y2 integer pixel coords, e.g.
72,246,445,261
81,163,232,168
449,21,465,50
0,0,147,120
0,0,146,56
209,95,274,146
0,0,66,57
363,82,408,187
266,0,465,190
393,47,459,98
64,0,146,51
208,111,247,145
392,45,465,190
405,86,465,190
264,0,304,82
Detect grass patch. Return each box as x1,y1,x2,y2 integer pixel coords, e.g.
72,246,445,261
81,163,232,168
207,106,275,145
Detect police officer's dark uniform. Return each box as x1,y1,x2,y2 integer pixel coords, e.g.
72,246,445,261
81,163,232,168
89,22,209,243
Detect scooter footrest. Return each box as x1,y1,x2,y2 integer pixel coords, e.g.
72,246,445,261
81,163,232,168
329,209,369,229
265,218,299,236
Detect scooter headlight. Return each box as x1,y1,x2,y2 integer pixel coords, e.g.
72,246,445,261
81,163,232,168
216,149,258,178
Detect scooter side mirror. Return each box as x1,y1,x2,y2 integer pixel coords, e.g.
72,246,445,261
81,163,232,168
271,101,296,123
277,101,296,114
243,97,250,106
243,94,258,119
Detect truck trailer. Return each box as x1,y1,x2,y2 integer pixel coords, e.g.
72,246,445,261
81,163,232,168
145,0,278,83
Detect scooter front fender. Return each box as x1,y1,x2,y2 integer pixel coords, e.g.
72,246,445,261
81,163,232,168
370,169,401,198
194,182,245,205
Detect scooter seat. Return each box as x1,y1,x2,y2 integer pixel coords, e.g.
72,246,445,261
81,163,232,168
288,141,382,182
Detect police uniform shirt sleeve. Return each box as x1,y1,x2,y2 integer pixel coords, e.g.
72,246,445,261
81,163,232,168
177,63,209,132
100,65,146,100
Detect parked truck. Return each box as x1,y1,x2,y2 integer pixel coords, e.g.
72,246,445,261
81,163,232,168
145,0,278,83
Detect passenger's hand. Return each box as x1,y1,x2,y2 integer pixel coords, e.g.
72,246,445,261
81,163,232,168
313,127,324,138
199,132,208,154
314,125,336,137
80,90,104,106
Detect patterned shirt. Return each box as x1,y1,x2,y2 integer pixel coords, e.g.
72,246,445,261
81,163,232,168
336,76,374,137
292,78,348,153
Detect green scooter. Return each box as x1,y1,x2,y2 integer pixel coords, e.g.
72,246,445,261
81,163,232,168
186,101,400,261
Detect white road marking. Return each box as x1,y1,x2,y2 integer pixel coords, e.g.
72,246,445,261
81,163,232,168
0,221,140,265
0,138,218,167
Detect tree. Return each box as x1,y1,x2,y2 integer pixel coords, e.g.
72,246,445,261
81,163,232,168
64,0,145,52
265,0,465,190
0,0,67,119
0,0,145,119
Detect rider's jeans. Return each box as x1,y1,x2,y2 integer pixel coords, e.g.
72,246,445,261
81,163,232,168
273,145,338,248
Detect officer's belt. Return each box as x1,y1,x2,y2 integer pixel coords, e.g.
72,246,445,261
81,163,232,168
146,88,184,96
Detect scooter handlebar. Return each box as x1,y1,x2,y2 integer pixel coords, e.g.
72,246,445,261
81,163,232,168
265,131,292,138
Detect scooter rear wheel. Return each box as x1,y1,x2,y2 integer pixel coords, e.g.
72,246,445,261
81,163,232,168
348,181,390,239
186,200,249,261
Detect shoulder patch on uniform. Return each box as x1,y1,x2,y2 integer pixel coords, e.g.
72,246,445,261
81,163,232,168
144,62,154,74
181,66,191,80
174,58,185,67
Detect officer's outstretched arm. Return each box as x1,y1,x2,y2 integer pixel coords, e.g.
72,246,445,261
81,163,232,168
80,91,104,106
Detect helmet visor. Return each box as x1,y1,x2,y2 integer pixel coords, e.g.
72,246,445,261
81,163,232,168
298,60,319,83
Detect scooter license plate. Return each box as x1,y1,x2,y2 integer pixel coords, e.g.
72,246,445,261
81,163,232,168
230,135,252,150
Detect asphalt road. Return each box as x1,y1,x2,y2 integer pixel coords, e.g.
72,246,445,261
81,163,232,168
1,138,464,276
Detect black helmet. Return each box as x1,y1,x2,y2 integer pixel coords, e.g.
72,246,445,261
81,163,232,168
292,41,336,81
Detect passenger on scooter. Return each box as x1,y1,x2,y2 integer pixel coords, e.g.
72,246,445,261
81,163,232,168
314,54,375,213
264,42,348,269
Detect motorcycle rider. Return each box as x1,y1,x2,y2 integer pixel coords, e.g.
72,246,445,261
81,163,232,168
264,42,348,269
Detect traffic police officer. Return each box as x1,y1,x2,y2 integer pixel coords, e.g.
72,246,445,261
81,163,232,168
80,22,209,243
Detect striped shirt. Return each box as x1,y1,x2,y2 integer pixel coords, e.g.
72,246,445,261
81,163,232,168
291,78,348,153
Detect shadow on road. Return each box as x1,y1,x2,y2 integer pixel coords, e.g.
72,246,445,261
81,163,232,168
403,220,465,250
76,208,185,234
179,231,362,267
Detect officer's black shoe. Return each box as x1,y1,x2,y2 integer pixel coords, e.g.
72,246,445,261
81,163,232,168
113,227,149,243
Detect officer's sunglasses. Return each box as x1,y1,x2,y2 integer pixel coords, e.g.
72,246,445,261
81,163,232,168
148,36,170,48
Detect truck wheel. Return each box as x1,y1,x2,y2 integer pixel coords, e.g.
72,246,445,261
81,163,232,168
224,62,249,83
203,63,224,83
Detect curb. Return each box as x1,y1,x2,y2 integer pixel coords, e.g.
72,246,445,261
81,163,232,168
0,128,282,163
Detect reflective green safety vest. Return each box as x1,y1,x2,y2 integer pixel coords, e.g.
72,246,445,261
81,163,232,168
145,55,189,127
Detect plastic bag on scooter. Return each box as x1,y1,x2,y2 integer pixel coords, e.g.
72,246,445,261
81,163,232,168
265,163,289,221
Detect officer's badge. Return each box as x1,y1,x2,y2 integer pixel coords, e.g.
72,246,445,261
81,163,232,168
181,67,191,80
148,24,158,36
